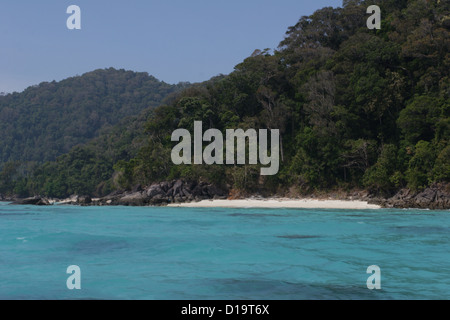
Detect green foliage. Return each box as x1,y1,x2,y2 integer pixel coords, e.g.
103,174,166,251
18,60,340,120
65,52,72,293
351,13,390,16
398,95,442,146
406,141,436,190
28,147,114,198
0,69,186,197
433,145,450,183
229,166,261,192
1,0,449,198
0,68,184,165
0,162,19,195
363,144,401,193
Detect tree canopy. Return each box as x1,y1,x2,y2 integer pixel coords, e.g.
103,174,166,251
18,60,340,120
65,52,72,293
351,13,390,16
1,0,449,198
0,68,185,165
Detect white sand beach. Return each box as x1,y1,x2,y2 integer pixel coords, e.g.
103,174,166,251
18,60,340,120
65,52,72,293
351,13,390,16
168,199,381,209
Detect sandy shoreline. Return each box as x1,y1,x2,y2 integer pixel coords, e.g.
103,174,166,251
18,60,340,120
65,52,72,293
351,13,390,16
168,199,381,210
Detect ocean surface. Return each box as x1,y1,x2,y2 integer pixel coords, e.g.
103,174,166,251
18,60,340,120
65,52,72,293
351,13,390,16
0,202,448,300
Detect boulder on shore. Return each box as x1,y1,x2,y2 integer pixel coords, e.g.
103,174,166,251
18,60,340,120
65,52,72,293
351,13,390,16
77,196,92,205
96,179,228,207
116,192,149,206
11,196,51,206
377,183,450,210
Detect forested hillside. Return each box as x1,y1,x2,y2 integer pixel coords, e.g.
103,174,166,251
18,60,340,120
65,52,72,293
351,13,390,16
0,68,184,164
1,0,449,199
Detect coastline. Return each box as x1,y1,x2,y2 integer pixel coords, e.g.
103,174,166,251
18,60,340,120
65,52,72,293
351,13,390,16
6,180,450,210
168,198,381,209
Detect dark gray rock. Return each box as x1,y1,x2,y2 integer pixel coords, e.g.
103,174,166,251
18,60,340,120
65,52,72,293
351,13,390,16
36,198,51,206
148,194,169,205
77,196,92,205
117,192,148,206
379,183,450,210
146,184,164,198
191,185,203,197
181,187,193,200
12,196,51,206
170,179,183,197
160,181,172,193
94,179,228,207
415,189,436,208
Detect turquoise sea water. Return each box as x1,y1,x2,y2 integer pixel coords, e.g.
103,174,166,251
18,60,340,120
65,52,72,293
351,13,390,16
0,202,448,300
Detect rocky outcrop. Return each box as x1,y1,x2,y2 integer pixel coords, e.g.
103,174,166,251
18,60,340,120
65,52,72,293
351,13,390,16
11,196,51,206
53,195,92,206
374,183,450,210
0,194,19,202
10,182,448,209
77,196,92,206
95,180,228,206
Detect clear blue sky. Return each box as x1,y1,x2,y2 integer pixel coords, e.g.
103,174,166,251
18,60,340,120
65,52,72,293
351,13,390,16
0,0,342,93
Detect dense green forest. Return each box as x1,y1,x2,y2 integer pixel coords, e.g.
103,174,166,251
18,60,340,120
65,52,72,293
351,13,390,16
0,68,185,164
0,69,187,197
1,0,449,199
